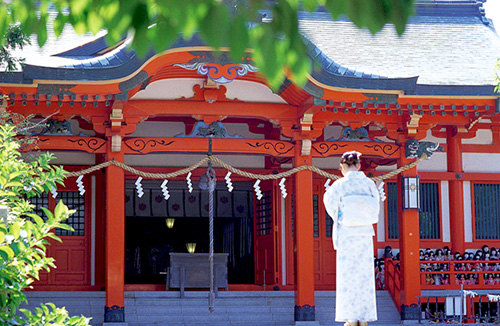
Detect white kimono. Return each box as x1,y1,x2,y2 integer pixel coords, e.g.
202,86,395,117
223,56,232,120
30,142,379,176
323,171,380,323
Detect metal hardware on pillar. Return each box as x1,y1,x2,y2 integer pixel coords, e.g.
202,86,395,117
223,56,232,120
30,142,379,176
199,136,216,312
294,304,315,321
402,175,420,210
400,303,420,320
104,305,125,322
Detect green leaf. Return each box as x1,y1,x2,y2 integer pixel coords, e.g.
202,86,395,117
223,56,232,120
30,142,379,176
70,0,92,16
41,207,54,220
27,213,44,226
10,222,20,239
304,0,319,12
0,230,4,243
0,245,14,260
200,2,229,50
229,14,249,63
54,200,68,220
53,12,67,37
4,181,24,188
37,13,48,47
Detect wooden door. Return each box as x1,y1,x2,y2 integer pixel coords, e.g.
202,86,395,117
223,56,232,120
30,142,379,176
32,177,91,288
313,181,336,288
254,180,281,287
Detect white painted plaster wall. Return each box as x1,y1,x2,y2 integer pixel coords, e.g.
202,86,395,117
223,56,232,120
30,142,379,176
441,181,451,243
376,163,397,172
416,152,448,172
125,153,265,169
464,153,500,172
462,129,493,145
463,181,473,243
129,120,264,139
130,78,287,104
224,80,287,103
377,201,386,242
42,152,96,165
312,156,340,170
131,78,201,100
128,121,185,137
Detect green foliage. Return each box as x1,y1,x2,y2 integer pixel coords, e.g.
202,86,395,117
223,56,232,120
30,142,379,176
0,0,415,87
0,123,90,325
0,24,30,71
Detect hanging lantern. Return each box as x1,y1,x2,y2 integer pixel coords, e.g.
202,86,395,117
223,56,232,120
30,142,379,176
165,218,175,229
402,175,420,210
186,242,197,253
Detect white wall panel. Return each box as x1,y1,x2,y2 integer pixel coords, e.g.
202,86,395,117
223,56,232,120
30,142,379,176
462,129,492,145
441,181,451,242
125,154,265,169
464,153,500,172
463,181,473,243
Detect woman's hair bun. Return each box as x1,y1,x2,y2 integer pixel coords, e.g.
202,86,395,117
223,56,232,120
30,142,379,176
340,150,361,166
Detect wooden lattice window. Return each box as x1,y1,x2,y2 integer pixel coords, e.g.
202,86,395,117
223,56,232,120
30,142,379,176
419,183,440,239
474,183,500,239
386,182,399,239
325,209,333,238
29,193,50,222
59,192,85,236
313,194,319,237
386,182,440,239
29,192,85,236
256,190,272,236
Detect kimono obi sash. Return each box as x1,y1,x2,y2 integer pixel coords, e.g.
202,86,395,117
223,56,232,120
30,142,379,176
339,195,379,227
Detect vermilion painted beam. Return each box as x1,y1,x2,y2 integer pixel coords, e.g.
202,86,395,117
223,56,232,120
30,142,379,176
312,141,401,159
127,100,298,124
447,127,465,254
293,147,316,322
30,136,108,154
29,135,407,160
104,149,126,322
122,137,296,156
398,150,421,314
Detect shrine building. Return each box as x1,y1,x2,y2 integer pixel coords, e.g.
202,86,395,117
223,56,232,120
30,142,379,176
1,0,500,324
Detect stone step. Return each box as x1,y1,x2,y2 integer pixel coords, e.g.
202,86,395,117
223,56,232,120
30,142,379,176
22,291,401,326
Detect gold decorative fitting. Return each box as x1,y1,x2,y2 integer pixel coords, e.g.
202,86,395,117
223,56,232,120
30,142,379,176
406,113,422,134
111,134,122,152
301,139,312,156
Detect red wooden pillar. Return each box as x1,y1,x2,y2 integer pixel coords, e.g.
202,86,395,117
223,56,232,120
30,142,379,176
398,148,421,319
293,144,316,322
104,149,126,323
447,127,465,254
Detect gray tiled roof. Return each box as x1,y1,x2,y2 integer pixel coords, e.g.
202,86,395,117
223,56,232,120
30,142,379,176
1,0,499,96
299,9,500,86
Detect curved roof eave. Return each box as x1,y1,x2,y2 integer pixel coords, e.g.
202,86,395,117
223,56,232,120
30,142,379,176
0,31,497,98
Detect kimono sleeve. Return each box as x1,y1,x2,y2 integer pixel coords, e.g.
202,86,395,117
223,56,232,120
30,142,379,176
367,178,381,213
323,182,340,221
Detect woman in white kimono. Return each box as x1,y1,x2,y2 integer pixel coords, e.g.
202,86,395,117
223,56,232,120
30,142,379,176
323,151,380,326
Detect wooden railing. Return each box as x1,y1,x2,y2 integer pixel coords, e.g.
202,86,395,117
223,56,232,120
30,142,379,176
419,260,500,290
385,258,401,312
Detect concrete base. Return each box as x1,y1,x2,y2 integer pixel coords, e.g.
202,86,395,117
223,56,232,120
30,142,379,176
295,322,321,326
102,323,128,326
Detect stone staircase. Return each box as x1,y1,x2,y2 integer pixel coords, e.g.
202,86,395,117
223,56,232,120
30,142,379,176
22,291,401,326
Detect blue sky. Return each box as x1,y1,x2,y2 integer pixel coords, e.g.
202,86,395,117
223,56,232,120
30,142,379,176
484,0,500,33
